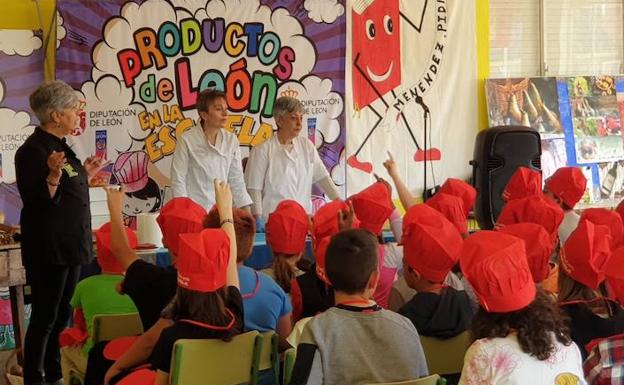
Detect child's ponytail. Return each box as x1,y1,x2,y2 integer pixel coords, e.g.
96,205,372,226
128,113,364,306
273,253,296,293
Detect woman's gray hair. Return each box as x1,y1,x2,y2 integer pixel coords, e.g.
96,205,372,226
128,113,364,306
29,80,79,124
273,96,304,118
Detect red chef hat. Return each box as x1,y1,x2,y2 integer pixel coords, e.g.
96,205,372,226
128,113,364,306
496,195,564,241
438,178,476,216
266,200,309,255
561,220,612,290
545,167,587,209
460,231,536,312
95,222,138,273
498,222,554,283
580,208,624,248
502,167,542,202
177,229,230,292
157,197,206,257
402,204,463,283
426,192,468,235
349,182,394,235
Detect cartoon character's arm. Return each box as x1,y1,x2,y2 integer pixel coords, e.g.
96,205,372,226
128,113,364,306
399,0,428,32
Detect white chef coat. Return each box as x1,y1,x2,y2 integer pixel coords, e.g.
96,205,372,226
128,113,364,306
170,124,252,209
245,134,329,216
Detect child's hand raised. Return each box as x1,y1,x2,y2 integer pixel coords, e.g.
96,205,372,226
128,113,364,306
383,151,398,177
338,200,356,231
103,185,126,216
213,179,233,218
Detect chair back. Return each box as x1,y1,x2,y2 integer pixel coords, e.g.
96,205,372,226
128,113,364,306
364,374,445,385
170,330,262,385
92,312,144,343
283,347,296,385
419,331,471,375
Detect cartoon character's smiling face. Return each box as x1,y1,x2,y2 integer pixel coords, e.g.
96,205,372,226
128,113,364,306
352,0,402,108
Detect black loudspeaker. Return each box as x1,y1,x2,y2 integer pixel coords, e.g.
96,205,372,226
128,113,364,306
470,126,541,230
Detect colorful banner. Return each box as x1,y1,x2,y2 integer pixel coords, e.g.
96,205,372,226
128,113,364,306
56,0,346,222
345,0,478,196
0,29,43,225
0,28,42,350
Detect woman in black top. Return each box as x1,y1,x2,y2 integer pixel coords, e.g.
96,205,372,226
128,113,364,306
16,80,105,385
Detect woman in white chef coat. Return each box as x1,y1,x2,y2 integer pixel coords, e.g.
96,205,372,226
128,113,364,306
171,88,252,210
245,96,339,220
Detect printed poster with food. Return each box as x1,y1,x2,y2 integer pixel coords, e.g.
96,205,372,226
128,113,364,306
486,77,563,139
567,76,623,164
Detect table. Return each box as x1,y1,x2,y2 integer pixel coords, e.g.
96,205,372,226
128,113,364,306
0,244,27,363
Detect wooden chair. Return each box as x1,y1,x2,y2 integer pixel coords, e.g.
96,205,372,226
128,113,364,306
419,331,471,376
282,347,296,385
170,330,263,385
365,374,446,385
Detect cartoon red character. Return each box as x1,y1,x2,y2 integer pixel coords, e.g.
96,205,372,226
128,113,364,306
348,0,440,173
71,100,87,136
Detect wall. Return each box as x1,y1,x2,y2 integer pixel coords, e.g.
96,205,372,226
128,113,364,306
476,0,490,130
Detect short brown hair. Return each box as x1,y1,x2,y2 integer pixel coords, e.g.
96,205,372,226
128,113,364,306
325,229,378,294
196,88,226,113
204,208,255,262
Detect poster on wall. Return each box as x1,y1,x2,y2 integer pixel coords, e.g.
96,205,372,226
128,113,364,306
345,0,478,196
0,28,43,350
56,0,346,223
486,77,569,184
486,74,624,207
486,77,564,139
567,76,623,164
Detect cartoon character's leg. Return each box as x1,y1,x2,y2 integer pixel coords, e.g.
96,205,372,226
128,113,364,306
347,104,383,173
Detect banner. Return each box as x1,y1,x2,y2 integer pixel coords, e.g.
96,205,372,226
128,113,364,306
0,29,44,225
0,28,42,349
345,0,478,196
57,0,346,223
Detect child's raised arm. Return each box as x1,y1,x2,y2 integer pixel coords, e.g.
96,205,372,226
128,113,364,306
214,179,239,289
103,186,139,270
383,151,417,210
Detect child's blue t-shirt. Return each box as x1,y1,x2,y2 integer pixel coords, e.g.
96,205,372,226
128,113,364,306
238,265,292,332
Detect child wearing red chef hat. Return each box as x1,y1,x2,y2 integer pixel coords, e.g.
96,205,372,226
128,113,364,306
289,200,355,321
544,167,587,244
458,231,584,384
59,223,139,384
110,180,242,385
116,196,207,330
348,180,401,308
398,204,473,348
558,219,624,359
263,200,312,293
203,204,293,353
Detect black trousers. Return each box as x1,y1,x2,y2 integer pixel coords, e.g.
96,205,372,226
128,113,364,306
23,264,80,385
